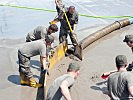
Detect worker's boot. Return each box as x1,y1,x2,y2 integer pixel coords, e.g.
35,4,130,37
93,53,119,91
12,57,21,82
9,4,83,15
20,72,30,85
20,72,42,88
29,77,42,88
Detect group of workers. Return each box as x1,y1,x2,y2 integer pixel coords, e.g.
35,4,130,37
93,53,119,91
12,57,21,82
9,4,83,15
17,0,133,99
107,34,133,100
18,0,80,100
18,24,58,87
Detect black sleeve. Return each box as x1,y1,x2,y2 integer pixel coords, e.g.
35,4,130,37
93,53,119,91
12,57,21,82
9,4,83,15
74,12,78,24
56,6,61,15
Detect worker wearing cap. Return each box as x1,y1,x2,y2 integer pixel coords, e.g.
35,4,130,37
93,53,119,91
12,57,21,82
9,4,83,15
51,0,78,45
123,34,133,53
46,62,80,100
123,34,133,70
18,35,54,88
26,24,58,42
107,55,133,99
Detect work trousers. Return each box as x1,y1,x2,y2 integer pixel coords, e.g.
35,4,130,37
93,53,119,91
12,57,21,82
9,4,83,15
18,50,33,78
59,27,78,45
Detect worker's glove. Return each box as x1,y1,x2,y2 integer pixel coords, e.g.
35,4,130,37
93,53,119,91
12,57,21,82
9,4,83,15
126,63,133,71
47,47,54,56
50,48,55,54
48,48,55,58
49,18,59,25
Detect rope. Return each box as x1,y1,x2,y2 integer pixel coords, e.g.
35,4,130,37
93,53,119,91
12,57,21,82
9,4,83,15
0,4,133,19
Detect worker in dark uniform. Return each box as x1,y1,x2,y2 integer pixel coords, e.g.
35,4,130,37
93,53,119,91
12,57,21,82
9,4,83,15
51,0,78,46
123,34,133,71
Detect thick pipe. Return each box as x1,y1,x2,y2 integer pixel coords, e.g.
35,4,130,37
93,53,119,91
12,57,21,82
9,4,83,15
80,18,132,49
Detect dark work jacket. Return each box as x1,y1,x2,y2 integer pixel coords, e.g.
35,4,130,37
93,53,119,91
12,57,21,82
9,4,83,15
56,6,78,30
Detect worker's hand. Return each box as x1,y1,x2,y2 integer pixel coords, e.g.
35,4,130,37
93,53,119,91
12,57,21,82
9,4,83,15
50,48,55,54
47,47,54,55
55,0,65,9
72,30,75,33
47,48,55,58
41,67,49,75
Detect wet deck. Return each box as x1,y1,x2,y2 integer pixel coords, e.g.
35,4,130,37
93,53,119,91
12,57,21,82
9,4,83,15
0,25,132,100
0,0,133,100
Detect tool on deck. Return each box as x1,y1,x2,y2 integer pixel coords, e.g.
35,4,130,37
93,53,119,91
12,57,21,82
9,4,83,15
36,53,51,100
101,63,133,79
101,70,117,79
36,69,48,100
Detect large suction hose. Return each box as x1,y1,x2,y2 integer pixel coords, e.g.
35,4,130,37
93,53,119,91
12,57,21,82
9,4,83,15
80,18,133,49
